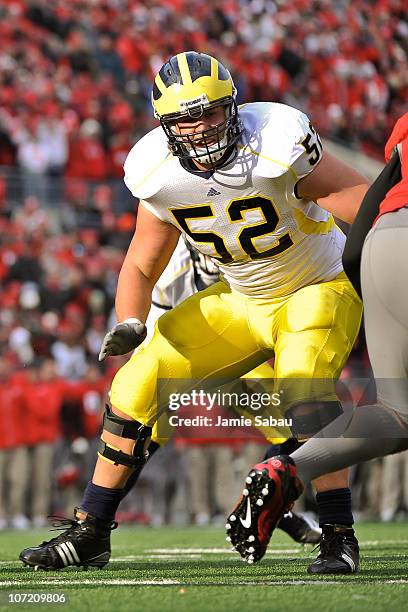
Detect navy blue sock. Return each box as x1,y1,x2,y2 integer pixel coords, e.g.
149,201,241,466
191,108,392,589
81,481,124,522
316,487,354,527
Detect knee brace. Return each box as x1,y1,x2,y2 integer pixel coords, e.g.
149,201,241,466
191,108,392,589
97,404,154,469
286,400,343,438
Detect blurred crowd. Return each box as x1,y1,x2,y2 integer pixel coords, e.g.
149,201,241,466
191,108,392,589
1,0,408,529
0,0,407,180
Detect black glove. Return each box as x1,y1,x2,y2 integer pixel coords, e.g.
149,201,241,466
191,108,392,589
98,318,147,361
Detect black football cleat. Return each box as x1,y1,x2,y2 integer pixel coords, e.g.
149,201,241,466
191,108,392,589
19,508,117,571
307,524,360,574
278,510,321,544
226,455,303,564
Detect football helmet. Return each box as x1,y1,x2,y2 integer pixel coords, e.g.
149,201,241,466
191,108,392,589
152,51,243,168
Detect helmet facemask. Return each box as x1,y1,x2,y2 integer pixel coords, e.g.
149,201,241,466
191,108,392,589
160,97,242,169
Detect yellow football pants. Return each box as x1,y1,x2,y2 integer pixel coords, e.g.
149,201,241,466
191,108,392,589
110,272,362,445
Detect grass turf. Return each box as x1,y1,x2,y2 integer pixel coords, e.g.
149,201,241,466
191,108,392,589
1,523,408,611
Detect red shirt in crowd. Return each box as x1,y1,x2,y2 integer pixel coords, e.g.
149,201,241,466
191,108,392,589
69,378,107,439
23,378,66,445
65,136,108,180
0,378,26,449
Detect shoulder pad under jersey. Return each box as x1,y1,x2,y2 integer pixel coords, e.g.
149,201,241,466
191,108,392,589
239,102,313,180
123,126,173,200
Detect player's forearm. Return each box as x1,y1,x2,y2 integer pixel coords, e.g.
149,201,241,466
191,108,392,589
317,182,369,224
297,152,369,224
115,260,153,324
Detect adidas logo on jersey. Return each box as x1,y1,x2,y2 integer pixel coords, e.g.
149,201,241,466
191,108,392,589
207,187,221,197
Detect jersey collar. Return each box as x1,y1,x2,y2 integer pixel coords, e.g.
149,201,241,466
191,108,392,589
178,146,237,179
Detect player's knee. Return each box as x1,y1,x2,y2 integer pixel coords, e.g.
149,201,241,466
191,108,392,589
286,400,343,439
98,404,155,471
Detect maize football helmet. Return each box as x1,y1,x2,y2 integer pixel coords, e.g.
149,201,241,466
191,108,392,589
152,51,242,168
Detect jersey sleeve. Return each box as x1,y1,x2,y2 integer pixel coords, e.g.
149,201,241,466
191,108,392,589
248,104,323,191
123,127,171,201
138,199,167,221
289,112,324,184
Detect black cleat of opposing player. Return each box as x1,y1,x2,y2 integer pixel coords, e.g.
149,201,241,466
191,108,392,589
278,511,321,545
19,508,117,571
307,524,360,574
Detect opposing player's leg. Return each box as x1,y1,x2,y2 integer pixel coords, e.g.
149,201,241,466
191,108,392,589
242,366,321,545
291,212,408,480
263,439,321,544
227,272,363,567
289,215,408,568
226,455,303,563
232,221,408,568
276,272,362,573
20,282,268,570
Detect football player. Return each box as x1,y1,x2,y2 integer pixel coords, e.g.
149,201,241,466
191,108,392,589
226,112,408,571
20,51,367,572
129,235,321,542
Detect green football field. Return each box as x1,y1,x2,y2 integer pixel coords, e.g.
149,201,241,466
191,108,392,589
1,523,408,612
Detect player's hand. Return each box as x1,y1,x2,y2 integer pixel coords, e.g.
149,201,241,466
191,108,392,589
98,318,147,361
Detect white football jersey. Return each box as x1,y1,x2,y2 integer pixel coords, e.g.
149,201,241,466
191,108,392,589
145,237,196,340
151,237,196,309
124,102,345,299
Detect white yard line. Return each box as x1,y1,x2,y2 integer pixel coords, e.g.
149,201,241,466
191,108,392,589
360,540,408,546
0,579,181,586
116,555,203,560
0,551,304,564
2,540,408,567
145,548,301,554
1,579,408,587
